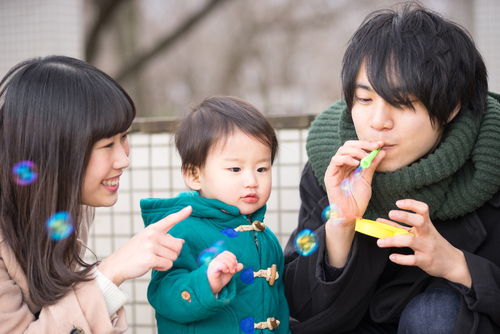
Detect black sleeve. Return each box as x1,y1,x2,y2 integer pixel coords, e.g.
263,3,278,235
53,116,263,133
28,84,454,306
283,162,391,334
452,191,500,331
283,161,330,263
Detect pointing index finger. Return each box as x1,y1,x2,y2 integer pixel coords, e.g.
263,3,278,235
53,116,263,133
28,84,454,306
153,206,192,233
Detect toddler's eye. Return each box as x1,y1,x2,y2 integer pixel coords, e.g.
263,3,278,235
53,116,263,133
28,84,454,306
229,167,241,172
257,167,268,173
121,131,130,140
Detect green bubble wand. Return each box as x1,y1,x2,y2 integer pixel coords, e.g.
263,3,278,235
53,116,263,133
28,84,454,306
359,148,381,169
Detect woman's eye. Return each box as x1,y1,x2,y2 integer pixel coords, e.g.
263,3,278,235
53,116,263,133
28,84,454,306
104,142,114,148
229,167,241,172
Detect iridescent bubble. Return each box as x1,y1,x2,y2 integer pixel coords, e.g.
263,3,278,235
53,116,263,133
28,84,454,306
197,240,226,267
46,212,74,241
12,161,38,186
340,178,353,196
352,166,364,181
294,229,319,256
321,203,344,225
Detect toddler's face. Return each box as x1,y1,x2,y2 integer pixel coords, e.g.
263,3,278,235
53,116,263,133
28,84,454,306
195,129,272,215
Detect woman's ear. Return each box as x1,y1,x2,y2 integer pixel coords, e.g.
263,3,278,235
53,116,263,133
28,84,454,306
183,166,202,191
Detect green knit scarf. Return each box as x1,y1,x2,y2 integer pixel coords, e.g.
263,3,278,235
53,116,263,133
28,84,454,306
306,93,500,221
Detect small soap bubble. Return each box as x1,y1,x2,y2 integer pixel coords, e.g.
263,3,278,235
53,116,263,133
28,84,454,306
294,229,319,256
12,161,38,186
321,203,344,225
340,178,353,196
197,240,226,267
352,166,364,181
46,212,74,241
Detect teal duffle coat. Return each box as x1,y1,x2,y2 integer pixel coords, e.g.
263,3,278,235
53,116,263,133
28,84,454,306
141,192,291,334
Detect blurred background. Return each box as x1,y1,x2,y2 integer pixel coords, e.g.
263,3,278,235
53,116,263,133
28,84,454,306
1,0,499,118
1,1,499,333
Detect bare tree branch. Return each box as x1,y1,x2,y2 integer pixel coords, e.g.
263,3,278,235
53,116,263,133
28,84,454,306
85,0,131,63
115,0,230,82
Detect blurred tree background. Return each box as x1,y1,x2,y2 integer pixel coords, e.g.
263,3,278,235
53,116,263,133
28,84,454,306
84,0,476,118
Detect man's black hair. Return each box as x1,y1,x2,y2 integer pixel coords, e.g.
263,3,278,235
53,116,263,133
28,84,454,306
342,2,488,126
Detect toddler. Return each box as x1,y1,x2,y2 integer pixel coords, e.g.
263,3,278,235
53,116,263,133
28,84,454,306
141,96,290,333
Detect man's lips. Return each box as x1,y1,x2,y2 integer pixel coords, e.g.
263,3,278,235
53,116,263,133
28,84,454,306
381,145,394,151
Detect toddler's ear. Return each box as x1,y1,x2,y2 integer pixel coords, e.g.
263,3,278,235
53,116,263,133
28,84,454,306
183,166,202,190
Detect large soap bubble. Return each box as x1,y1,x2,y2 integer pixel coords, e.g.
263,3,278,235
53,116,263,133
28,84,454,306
294,229,319,256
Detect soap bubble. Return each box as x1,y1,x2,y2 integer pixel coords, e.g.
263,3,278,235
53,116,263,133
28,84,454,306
46,212,74,241
352,166,364,181
340,167,365,196
12,161,38,186
294,229,319,256
321,203,344,225
340,178,353,196
197,240,226,267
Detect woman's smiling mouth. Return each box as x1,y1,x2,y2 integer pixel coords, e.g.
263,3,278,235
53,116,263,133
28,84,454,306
102,176,120,187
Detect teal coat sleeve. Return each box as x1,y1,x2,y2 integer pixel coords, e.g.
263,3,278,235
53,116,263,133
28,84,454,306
147,222,237,323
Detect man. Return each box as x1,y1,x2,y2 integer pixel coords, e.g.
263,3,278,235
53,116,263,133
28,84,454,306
284,3,500,333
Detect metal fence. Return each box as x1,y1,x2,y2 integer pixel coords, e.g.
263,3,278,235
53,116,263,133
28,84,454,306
85,115,315,334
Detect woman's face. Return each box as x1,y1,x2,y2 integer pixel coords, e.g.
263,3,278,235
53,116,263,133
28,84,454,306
81,131,130,207
351,63,447,172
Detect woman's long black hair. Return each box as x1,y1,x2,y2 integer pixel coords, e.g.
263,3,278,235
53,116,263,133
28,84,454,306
0,55,136,308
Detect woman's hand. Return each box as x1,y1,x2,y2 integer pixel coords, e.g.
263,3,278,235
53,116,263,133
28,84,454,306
97,206,192,286
207,251,244,295
376,199,472,288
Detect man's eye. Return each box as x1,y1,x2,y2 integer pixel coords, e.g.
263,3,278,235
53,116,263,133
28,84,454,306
356,97,372,103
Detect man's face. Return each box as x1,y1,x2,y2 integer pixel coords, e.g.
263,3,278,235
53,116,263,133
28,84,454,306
351,63,445,172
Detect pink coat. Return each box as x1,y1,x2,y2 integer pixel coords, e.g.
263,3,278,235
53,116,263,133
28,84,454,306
0,211,127,334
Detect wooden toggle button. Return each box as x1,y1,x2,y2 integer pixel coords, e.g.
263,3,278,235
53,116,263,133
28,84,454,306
269,264,277,286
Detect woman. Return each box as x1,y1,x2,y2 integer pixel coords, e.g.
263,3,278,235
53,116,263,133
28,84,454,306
0,55,190,333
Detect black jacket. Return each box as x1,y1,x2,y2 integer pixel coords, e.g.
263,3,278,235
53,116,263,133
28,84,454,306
283,162,500,334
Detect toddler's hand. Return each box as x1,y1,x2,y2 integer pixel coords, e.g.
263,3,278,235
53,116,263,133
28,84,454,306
207,251,243,295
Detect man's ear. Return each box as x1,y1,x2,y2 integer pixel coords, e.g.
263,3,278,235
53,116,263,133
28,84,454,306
447,104,461,123
183,166,202,191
